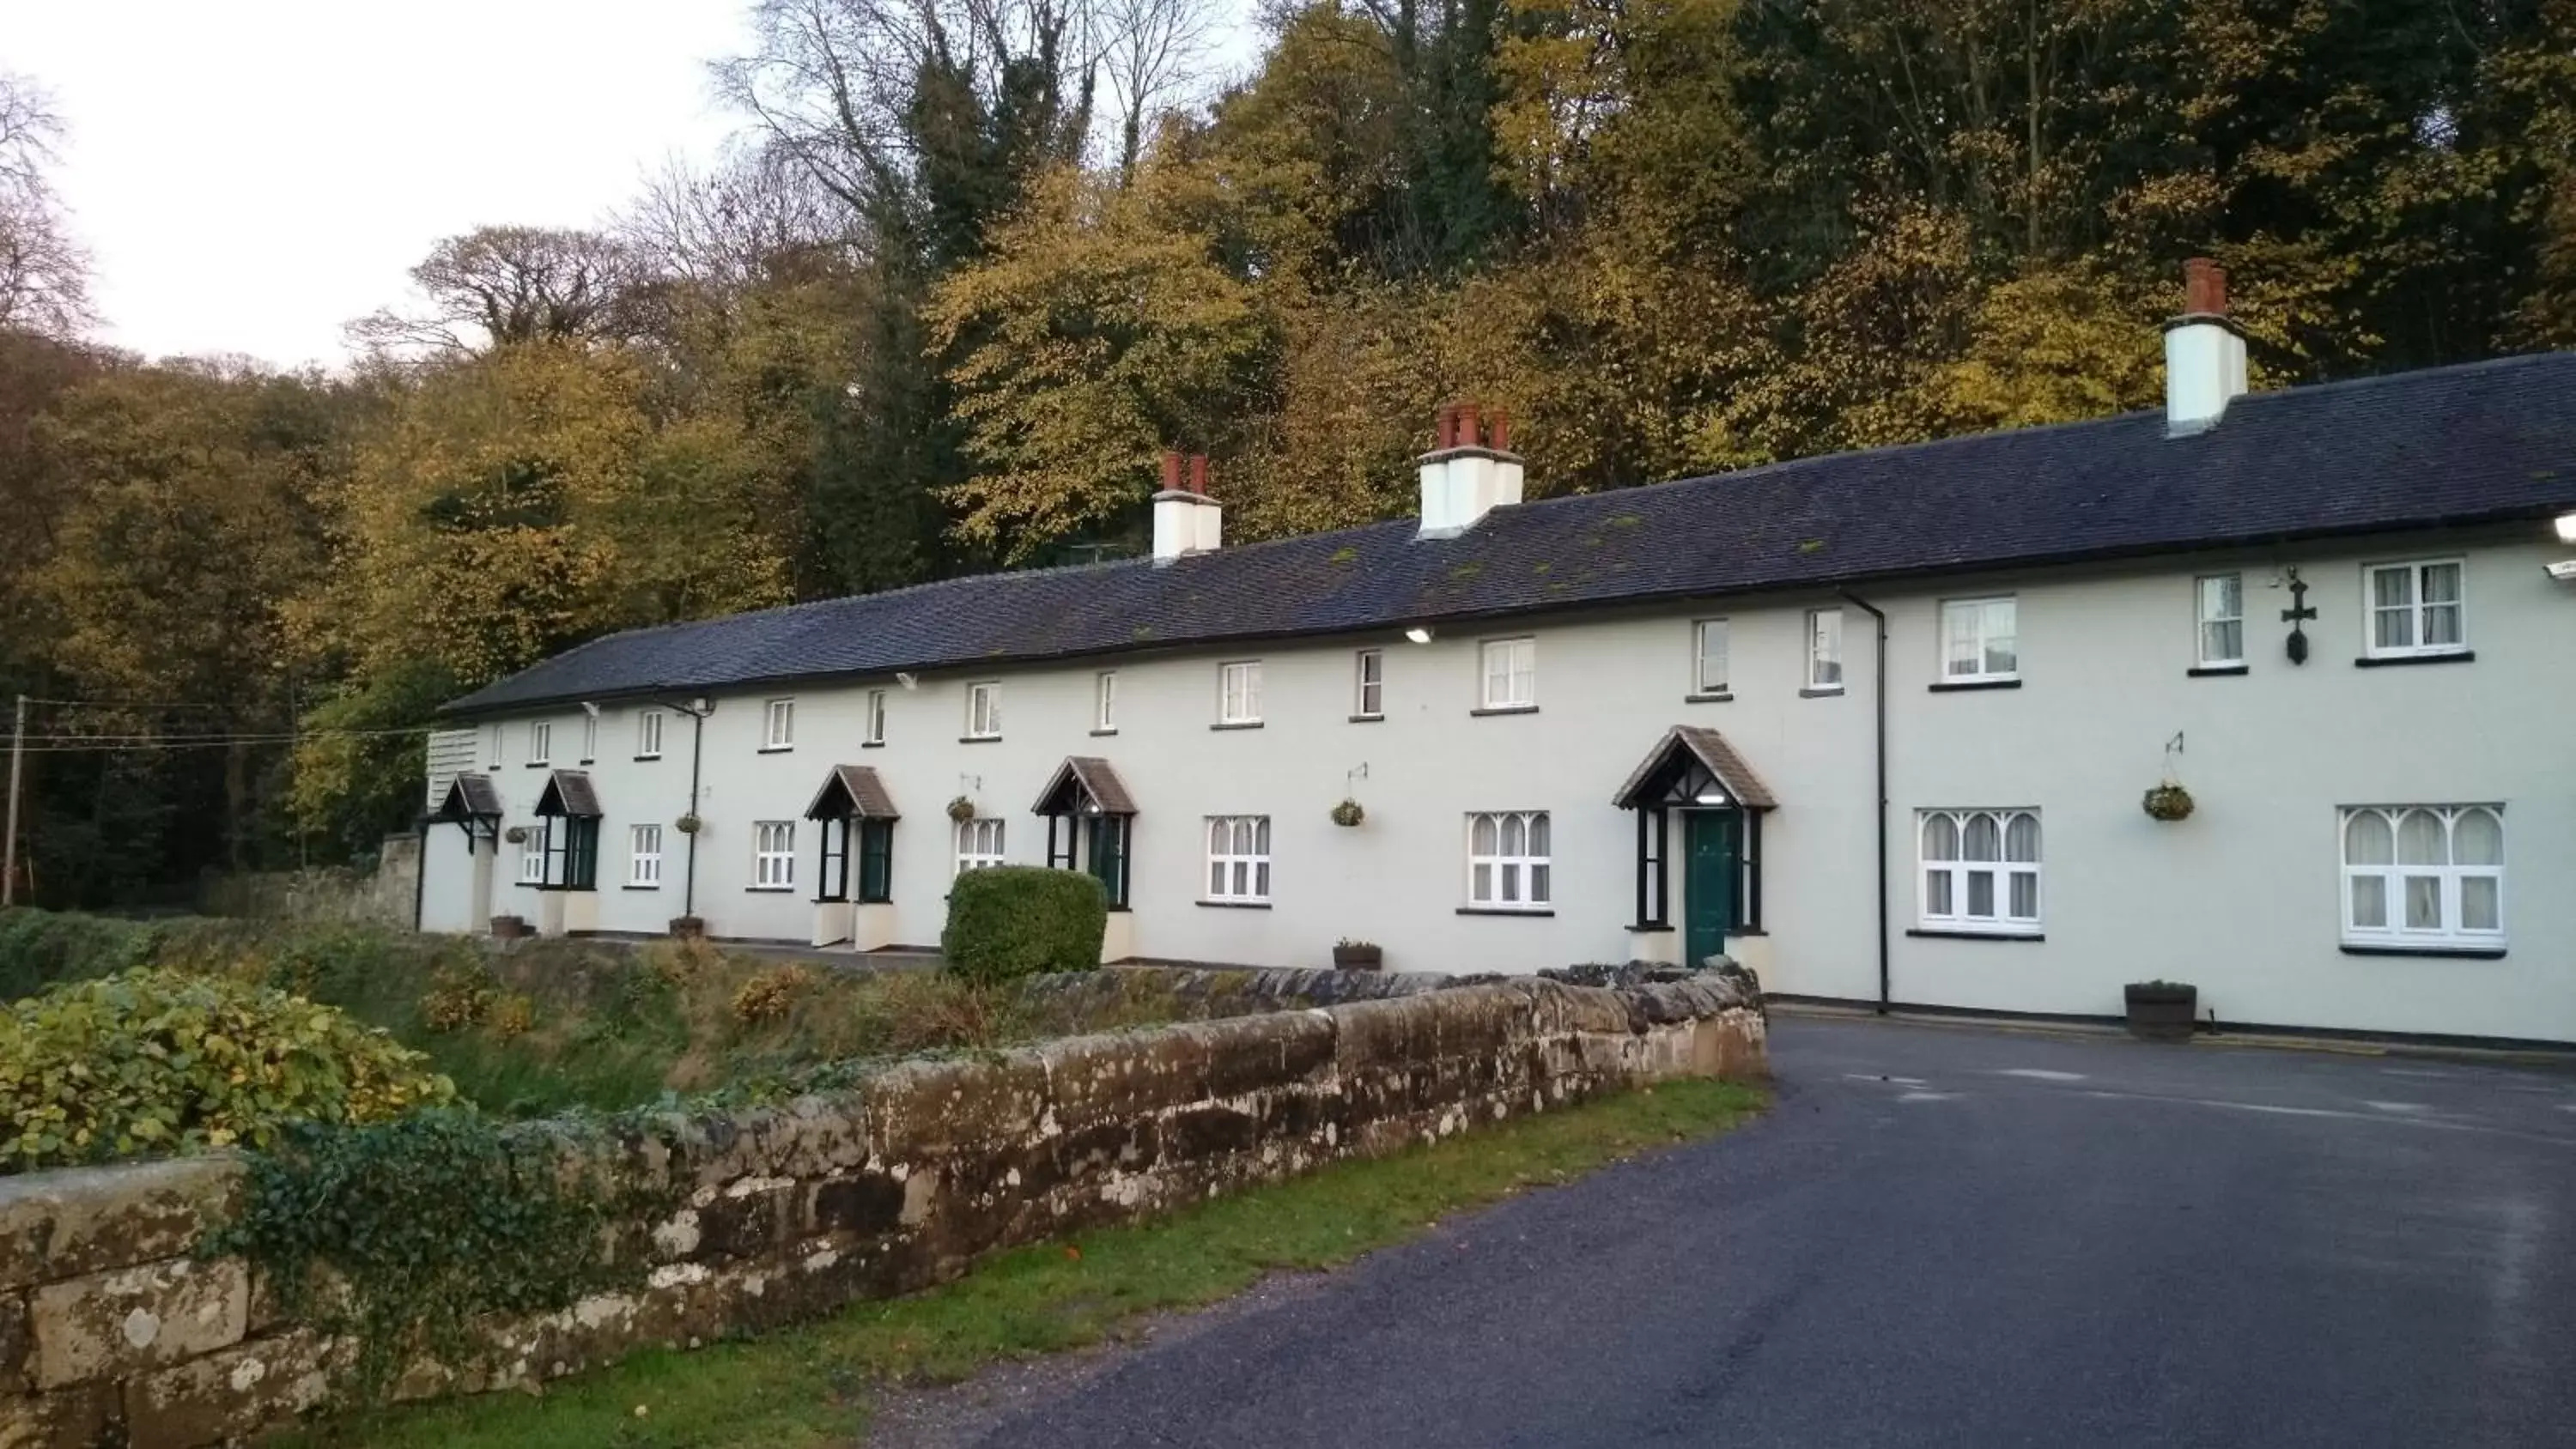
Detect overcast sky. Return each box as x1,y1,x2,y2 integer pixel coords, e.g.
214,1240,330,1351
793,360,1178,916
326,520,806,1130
10,1,756,369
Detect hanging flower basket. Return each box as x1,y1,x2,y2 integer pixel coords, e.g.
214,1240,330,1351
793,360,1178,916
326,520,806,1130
946,795,978,823
675,812,702,835
502,825,530,845
2142,784,2196,822
1330,798,1365,828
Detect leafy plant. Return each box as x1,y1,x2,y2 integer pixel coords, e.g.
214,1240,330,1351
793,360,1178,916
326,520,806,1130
731,963,817,1024
0,908,165,1000
946,795,978,822
942,866,1107,986
419,961,501,1032
1330,798,1365,828
2142,783,2196,822
676,812,703,834
0,968,455,1173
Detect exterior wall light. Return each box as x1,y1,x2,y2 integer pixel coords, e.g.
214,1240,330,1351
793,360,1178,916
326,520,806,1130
1404,627,1434,644
2555,512,2576,544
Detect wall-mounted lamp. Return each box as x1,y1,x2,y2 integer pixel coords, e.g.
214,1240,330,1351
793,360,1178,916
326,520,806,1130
580,700,600,718
2555,512,2576,544
1403,627,1434,645
1693,791,1728,805
896,671,919,689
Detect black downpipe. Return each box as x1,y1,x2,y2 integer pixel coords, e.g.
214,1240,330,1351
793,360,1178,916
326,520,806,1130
683,704,707,919
1840,591,1891,1015
410,818,430,932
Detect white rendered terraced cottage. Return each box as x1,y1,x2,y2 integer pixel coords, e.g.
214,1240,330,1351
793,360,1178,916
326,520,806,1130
419,263,2576,1046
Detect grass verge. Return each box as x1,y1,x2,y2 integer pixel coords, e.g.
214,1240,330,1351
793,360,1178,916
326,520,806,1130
287,1078,1766,1448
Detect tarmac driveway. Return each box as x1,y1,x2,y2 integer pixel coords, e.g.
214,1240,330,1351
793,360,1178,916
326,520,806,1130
935,1015,2576,1448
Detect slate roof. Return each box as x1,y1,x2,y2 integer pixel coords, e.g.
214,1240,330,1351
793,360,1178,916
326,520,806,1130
1613,725,1780,811
440,352,2576,718
431,773,503,819
1034,757,1139,816
805,764,901,821
534,769,602,818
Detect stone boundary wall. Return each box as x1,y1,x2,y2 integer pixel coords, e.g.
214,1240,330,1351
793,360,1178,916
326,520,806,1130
0,973,1765,1449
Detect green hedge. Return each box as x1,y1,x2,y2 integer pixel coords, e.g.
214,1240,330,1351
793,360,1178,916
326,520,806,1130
0,909,167,1000
0,968,456,1173
941,867,1108,985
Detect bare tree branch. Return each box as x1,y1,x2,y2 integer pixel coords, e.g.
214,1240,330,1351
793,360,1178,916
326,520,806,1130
0,71,98,340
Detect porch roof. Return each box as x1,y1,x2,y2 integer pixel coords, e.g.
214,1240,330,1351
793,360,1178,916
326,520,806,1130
431,772,503,821
1032,756,1138,816
1611,725,1778,811
533,769,602,818
805,764,901,821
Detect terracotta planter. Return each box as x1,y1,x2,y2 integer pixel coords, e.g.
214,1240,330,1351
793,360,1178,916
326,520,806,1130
668,915,707,941
2123,982,2197,1041
489,914,531,941
1332,944,1383,971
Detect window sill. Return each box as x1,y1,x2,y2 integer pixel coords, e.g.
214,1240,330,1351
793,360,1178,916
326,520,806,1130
1624,922,1676,933
2187,664,2248,677
860,739,886,749
1197,900,1273,910
1456,906,1555,917
757,746,794,755
2339,943,2506,960
1349,713,1385,724
621,884,661,892
525,762,550,768
1684,691,1734,705
1905,928,2044,943
1929,678,2021,693
2355,650,2474,669
1799,686,1844,699
577,759,594,767
1210,721,1264,731
634,755,663,762
1469,705,1539,718
1089,728,1118,737
746,887,796,894
857,896,893,906
958,735,1003,744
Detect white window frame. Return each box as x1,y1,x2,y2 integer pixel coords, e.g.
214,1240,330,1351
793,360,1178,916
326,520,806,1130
489,724,502,771
517,832,546,884
955,817,1006,873
1465,810,1552,911
1094,671,1117,733
2195,573,2245,669
1354,648,1384,718
1204,815,1273,903
762,698,795,751
580,712,598,763
2362,559,2467,660
865,689,887,746
1479,637,1536,711
1917,809,2042,936
1807,609,1844,692
1692,619,1729,696
1218,661,1263,724
526,721,551,766
1938,597,2019,683
629,824,663,888
966,681,1002,739
2340,805,2504,951
637,709,665,760
751,821,796,890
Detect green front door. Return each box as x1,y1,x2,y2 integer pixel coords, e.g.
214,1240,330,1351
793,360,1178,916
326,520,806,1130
1682,810,1738,967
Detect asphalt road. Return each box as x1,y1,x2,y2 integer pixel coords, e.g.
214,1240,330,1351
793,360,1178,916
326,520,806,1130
956,1016,2576,1448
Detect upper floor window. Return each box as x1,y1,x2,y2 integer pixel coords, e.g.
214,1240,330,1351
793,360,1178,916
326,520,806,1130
1218,661,1263,724
966,681,1002,739
1479,637,1535,711
2342,805,2502,950
629,824,663,888
2364,560,2465,659
1692,619,1729,697
526,721,551,766
580,712,597,762
1919,809,2041,935
2196,574,2245,669
1940,597,2018,683
1353,649,1384,719
956,817,1006,872
1206,815,1273,903
762,699,795,751
1466,810,1551,910
1806,609,1844,692
637,709,665,760
864,690,887,746
1094,671,1117,732
751,821,796,890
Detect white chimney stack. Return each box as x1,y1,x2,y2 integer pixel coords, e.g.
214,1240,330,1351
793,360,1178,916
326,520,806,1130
1417,401,1523,537
2164,258,2248,436
1151,452,1222,561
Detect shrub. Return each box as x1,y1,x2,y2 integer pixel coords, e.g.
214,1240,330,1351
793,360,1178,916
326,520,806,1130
486,992,536,1039
0,909,165,1000
0,968,456,1173
419,961,500,1032
941,866,1107,986
731,964,817,1025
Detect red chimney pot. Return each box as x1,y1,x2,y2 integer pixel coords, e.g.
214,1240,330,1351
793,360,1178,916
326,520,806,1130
1455,401,1481,450
1188,454,1209,495
1435,403,1459,451
1488,408,1511,453
1161,451,1182,492
2184,258,2227,317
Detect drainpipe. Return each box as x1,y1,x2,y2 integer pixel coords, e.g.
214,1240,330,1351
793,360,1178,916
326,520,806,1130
682,701,708,919
410,817,429,932
1839,591,1891,1015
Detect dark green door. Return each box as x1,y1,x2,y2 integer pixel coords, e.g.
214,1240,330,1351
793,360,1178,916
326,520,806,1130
1683,811,1738,967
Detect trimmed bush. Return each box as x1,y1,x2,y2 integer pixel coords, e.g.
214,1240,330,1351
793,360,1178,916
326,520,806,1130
0,968,456,1173
941,866,1108,985
0,908,165,1000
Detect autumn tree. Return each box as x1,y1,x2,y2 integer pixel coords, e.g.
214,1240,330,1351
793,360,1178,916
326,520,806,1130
347,227,644,357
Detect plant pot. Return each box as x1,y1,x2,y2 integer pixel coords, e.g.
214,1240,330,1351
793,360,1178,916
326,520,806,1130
489,914,531,941
2123,982,2197,1041
946,797,978,823
1330,798,1365,828
668,915,706,941
1332,944,1383,971
2142,784,2196,822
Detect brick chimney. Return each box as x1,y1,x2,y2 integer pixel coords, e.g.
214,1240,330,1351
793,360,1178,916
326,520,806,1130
1417,401,1524,537
1151,451,1223,561
2164,258,2249,435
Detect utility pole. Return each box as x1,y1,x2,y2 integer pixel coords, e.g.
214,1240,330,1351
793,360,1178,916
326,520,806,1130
3,695,24,907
